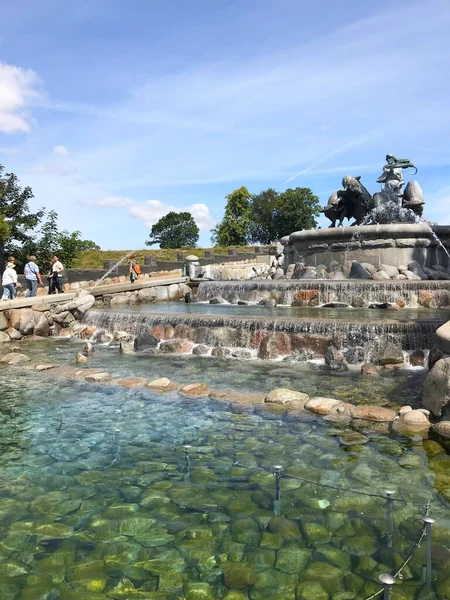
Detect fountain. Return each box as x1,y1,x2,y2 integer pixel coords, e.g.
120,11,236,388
284,155,450,274
1,155,450,600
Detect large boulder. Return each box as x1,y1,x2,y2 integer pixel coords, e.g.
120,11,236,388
348,262,371,280
0,311,8,331
374,342,404,366
0,353,30,365
381,264,399,278
352,405,396,422
422,357,450,417
137,288,157,303
33,313,50,337
134,331,159,351
265,389,309,406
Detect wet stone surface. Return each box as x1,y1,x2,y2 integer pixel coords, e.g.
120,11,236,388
0,340,449,599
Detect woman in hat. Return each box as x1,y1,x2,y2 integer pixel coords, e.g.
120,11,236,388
2,260,19,300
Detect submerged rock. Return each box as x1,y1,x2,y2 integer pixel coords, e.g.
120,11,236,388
265,388,309,406
0,352,30,365
268,517,302,540
223,564,257,589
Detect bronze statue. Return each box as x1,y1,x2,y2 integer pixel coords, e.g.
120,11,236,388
321,155,424,227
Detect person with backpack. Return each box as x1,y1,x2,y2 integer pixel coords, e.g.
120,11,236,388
128,254,141,283
24,255,43,297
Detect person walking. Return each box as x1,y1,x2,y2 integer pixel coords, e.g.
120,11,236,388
2,261,19,301
128,254,139,284
24,255,43,297
50,255,64,294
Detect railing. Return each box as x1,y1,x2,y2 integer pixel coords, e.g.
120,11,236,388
107,431,438,599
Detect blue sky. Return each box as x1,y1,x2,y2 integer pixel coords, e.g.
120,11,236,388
1,0,449,248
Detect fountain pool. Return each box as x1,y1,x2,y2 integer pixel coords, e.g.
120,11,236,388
1,339,450,599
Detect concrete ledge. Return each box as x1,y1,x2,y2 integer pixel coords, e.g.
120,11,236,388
0,292,77,311
90,277,189,297
288,223,450,244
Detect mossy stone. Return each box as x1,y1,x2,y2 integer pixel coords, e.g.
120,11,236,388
247,548,276,571
185,581,217,600
313,545,351,570
260,532,283,550
231,518,261,546
303,561,344,594
119,516,156,536
224,563,257,589
223,592,249,600
39,548,75,583
133,526,175,547
19,574,56,600
226,495,259,518
249,568,296,600
143,547,186,575
268,516,302,540
296,581,329,600
221,537,246,563
67,559,107,592
0,580,20,600
250,491,273,511
30,492,81,516
276,543,310,574
302,522,332,545
341,535,376,557
103,503,140,519
2,561,29,577
59,584,106,599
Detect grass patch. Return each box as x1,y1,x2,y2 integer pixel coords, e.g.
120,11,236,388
72,246,269,269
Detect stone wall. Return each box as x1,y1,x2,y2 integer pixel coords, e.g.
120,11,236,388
284,223,450,271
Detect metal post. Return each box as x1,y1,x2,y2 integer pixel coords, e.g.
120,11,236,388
273,465,283,516
422,516,435,587
379,573,395,600
385,490,395,548
183,445,191,481
112,429,120,464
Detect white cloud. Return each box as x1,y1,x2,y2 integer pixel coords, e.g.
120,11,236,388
30,164,77,176
0,63,42,133
53,145,69,155
129,200,215,232
86,196,133,207
90,196,215,231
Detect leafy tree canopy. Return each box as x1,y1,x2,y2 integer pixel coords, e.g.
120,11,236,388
212,185,320,246
212,186,251,246
1,164,99,271
146,211,199,249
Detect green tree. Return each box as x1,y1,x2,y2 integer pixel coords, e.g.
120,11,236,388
21,210,100,268
213,186,251,246
146,211,199,249
248,187,280,244
274,187,320,237
0,164,44,272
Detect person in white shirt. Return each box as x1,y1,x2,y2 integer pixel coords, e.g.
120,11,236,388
50,255,64,294
2,262,19,300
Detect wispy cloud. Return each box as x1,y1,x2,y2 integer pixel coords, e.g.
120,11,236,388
88,196,215,232
85,196,132,207
53,145,69,155
0,63,42,133
30,164,77,176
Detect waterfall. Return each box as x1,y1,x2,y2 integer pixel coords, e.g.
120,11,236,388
84,309,442,361
196,280,450,307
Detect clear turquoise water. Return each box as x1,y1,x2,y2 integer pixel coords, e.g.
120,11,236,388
0,339,449,599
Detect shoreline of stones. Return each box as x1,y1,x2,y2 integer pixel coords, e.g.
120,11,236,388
2,347,449,441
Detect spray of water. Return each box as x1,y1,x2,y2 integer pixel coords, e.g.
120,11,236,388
91,252,133,290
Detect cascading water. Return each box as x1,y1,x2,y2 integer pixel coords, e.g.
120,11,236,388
196,279,450,307
84,308,443,362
